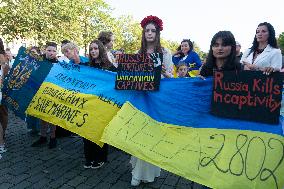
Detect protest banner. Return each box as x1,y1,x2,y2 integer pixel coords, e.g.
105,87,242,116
211,71,283,124
101,102,284,189
24,65,284,189
2,47,53,119
26,63,136,146
115,53,162,91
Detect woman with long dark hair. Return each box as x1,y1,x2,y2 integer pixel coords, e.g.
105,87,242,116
172,39,202,76
200,31,242,77
241,22,282,74
82,39,116,169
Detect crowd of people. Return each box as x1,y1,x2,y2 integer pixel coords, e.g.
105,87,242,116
0,15,283,188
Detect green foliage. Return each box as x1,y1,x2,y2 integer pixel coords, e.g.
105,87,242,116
110,15,141,53
0,0,113,47
278,32,284,55
0,0,206,58
161,39,179,53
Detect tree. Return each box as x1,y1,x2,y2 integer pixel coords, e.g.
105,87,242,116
0,0,114,47
278,32,284,55
110,15,141,53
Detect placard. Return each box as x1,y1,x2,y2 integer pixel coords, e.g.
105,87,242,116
115,53,162,91
211,71,283,124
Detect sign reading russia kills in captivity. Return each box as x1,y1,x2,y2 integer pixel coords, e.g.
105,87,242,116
211,70,283,124
115,53,162,91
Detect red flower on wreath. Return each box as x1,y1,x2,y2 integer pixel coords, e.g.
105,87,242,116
140,15,163,31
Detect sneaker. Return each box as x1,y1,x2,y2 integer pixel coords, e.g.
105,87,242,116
91,162,105,169
48,138,57,149
0,146,7,153
31,137,47,147
83,162,92,169
131,177,141,186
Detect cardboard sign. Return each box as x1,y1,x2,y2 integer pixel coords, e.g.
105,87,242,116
211,70,283,124
115,53,162,91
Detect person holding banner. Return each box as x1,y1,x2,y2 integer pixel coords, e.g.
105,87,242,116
98,31,117,67
81,39,117,169
0,38,10,156
172,39,202,77
61,42,89,65
200,31,242,77
129,15,174,187
199,30,243,189
31,42,59,149
241,22,282,74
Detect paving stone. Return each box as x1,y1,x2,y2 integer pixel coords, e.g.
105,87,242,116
0,183,14,189
66,175,87,187
110,180,131,189
84,174,104,186
48,177,66,188
26,173,46,183
13,181,32,189
58,184,75,189
95,182,112,189
163,174,180,186
103,172,121,184
32,178,52,188
160,185,176,189
76,183,94,189
12,173,31,184
146,177,165,188
0,173,15,183
0,167,12,176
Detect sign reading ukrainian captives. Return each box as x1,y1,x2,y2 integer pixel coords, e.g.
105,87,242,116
115,53,162,91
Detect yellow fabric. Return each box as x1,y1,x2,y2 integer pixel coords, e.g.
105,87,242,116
174,65,199,78
188,70,199,77
26,82,120,146
101,102,284,189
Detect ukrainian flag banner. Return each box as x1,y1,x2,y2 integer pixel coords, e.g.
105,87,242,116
26,63,284,189
26,62,137,146
101,78,284,189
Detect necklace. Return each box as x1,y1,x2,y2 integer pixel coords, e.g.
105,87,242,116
255,48,265,54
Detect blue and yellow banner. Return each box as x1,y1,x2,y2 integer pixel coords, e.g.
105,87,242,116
26,62,137,146
24,62,284,189
101,77,284,189
2,47,53,119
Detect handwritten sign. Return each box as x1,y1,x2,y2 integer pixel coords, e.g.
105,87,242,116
115,53,162,91
101,102,284,189
211,71,283,124
27,63,130,146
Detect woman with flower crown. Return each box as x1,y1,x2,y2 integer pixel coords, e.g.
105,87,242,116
129,15,174,186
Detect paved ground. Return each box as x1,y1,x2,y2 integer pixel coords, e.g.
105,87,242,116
0,112,204,189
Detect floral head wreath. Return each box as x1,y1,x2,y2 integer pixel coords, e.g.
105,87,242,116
140,15,163,31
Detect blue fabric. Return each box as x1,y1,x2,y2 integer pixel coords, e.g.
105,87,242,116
172,51,202,70
8,57,284,137
26,115,40,131
68,56,89,65
44,62,139,105
2,47,53,119
45,64,284,136
129,77,284,136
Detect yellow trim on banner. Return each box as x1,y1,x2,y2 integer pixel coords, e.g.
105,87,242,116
26,82,120,146
101,102,284,189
